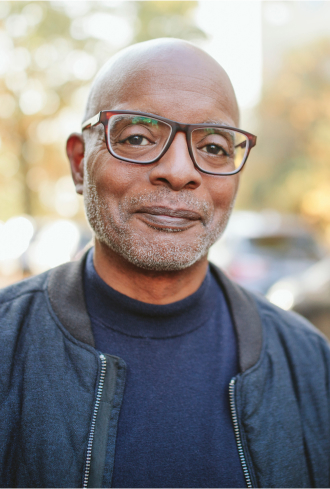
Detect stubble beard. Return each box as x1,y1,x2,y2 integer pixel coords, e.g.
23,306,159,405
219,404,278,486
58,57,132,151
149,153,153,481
84,166,234,272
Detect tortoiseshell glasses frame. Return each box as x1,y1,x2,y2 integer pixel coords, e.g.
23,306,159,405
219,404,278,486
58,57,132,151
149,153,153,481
82,110,257,176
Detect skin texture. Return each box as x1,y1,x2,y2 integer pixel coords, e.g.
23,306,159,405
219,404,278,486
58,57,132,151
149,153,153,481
67,38,240,304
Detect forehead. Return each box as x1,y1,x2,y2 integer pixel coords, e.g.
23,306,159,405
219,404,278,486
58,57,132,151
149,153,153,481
97,61,239,126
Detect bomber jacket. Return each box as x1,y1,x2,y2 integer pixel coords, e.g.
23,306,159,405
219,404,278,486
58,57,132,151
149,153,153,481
1,254,330,488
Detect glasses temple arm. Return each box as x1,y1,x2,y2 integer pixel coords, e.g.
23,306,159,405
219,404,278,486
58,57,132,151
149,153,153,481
235,136,257,150
235,141,247,149
81,113,101,131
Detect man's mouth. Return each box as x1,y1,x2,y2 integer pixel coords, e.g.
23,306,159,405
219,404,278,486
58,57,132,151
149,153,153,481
135,206,202,231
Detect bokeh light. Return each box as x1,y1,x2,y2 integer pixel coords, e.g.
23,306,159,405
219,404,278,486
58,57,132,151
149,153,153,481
27,219,80,274
0,216,34,261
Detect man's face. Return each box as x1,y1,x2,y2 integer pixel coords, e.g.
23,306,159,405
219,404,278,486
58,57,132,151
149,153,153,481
82,62,239,271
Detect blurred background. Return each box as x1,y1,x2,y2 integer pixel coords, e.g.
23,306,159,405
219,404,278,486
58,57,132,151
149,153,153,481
2,1,330,336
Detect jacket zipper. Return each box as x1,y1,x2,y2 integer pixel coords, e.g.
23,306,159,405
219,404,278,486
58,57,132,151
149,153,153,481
229,378,253,488
83,353,107,488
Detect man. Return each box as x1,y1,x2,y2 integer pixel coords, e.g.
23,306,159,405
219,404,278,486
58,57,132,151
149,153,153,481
1,39,330,488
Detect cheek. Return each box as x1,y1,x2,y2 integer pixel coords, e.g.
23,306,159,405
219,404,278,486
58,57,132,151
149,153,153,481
206,175,239,214
90,156,150,200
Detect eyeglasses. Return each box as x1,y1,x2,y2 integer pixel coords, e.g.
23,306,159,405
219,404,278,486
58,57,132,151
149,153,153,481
82,110,257,176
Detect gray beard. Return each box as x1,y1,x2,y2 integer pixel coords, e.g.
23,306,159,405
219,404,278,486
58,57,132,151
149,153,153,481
84,167,234,272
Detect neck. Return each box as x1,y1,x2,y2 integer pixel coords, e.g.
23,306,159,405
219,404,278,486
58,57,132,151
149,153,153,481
93,240,209,305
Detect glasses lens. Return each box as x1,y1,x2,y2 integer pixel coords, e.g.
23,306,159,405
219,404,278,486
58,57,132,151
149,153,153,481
191,127,249,174
107,114,172,163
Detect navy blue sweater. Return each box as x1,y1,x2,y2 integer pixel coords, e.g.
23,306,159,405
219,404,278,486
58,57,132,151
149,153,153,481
84,250,246,488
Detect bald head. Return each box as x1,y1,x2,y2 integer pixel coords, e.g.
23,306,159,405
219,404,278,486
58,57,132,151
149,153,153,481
84,38,239,126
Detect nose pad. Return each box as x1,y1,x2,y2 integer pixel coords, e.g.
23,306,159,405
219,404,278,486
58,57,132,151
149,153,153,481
148,132,202,191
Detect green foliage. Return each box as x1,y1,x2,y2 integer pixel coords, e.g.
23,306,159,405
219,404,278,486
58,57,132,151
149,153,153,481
134,1,206,43
237,38,330,236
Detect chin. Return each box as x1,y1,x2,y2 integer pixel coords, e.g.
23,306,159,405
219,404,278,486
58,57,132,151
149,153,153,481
122,249,207,272
99,232,208,272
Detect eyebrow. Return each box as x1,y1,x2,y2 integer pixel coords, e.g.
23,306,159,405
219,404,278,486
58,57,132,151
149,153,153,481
120,109,231,126
203,119,231,126
127,107,162,117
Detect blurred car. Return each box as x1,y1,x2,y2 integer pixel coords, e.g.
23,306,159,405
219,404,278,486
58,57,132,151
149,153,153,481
209,211,325,294
267,257,330,339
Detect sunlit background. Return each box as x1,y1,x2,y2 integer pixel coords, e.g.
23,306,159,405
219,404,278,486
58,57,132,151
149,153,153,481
2,1,330,336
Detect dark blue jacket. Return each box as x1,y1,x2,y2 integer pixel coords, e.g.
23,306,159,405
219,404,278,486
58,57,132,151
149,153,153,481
1,255,330,488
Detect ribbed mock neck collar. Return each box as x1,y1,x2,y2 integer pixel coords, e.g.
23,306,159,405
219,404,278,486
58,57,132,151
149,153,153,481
84,249,218,339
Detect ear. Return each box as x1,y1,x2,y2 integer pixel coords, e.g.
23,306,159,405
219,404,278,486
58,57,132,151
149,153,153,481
66,133,85,195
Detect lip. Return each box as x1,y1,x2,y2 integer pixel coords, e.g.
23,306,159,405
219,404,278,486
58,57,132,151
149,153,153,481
135,206,202,231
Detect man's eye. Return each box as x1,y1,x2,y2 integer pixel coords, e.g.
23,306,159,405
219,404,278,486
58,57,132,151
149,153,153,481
201,144,227,156
121,135,150,146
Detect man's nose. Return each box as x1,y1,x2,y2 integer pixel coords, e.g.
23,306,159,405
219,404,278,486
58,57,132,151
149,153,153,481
148,132,202,191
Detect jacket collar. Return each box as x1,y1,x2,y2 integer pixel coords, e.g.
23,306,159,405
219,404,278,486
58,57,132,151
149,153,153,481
47,254,262,373
209,263,263,372
47,252,95,348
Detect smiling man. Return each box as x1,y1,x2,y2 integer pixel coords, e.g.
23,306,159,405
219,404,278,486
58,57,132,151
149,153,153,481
1,39,330,489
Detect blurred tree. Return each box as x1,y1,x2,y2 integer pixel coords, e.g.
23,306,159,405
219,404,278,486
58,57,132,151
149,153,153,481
134,1,205,43
0,1,205,222
236,38,330,239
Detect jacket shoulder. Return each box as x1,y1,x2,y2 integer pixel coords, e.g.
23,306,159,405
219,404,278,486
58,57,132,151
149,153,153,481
252,290,329,346
237,290,330,488
0,270,49,305
210,262,330,370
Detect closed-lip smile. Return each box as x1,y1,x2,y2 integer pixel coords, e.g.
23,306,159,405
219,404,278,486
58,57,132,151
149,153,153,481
135,205,202,231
